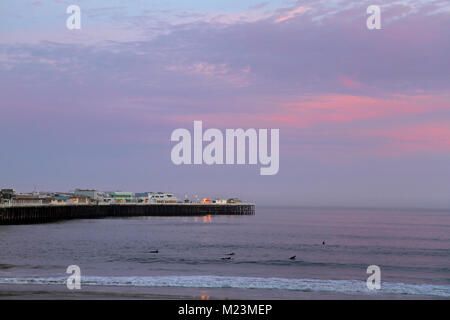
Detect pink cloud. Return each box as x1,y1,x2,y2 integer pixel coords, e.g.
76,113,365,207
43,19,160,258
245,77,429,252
152,94,449,132
373,122,450,155
338,75,363,90
274,6,308,23
156,93,450,158
265,94,450,128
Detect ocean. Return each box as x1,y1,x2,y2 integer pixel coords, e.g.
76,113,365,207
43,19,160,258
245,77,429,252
0,206,449,299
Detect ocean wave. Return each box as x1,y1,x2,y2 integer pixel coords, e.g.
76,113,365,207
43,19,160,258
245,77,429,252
0,275,449,297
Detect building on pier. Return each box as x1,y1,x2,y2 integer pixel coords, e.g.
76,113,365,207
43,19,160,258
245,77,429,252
134,192,178,204
12,194,52,205
150,192,178,203
74,189,101,200
109,192,134,203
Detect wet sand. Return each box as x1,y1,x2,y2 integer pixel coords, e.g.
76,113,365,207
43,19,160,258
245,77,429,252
0,283,442,300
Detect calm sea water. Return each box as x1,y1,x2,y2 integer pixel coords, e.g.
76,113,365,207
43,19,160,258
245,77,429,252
0,206,449,298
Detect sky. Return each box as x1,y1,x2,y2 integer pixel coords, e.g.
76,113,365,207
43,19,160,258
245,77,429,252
0,0,449,208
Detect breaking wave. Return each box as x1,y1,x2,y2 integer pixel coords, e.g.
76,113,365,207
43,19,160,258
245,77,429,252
0,275,449,297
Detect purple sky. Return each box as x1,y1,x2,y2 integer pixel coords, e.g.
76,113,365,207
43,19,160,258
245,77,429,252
1,0,449,207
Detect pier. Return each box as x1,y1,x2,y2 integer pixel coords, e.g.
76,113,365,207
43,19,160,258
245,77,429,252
0,203,255,225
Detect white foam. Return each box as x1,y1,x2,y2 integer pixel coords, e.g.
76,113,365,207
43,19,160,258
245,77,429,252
0,275,449,297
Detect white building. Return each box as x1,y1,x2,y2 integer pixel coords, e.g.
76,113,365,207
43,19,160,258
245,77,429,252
74,189,100,200
148,192,178,203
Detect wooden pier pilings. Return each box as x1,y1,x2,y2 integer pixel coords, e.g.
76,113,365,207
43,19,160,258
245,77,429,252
0,203,255,225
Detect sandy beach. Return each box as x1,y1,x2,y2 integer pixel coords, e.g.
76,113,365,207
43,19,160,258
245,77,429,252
0,283,444,300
